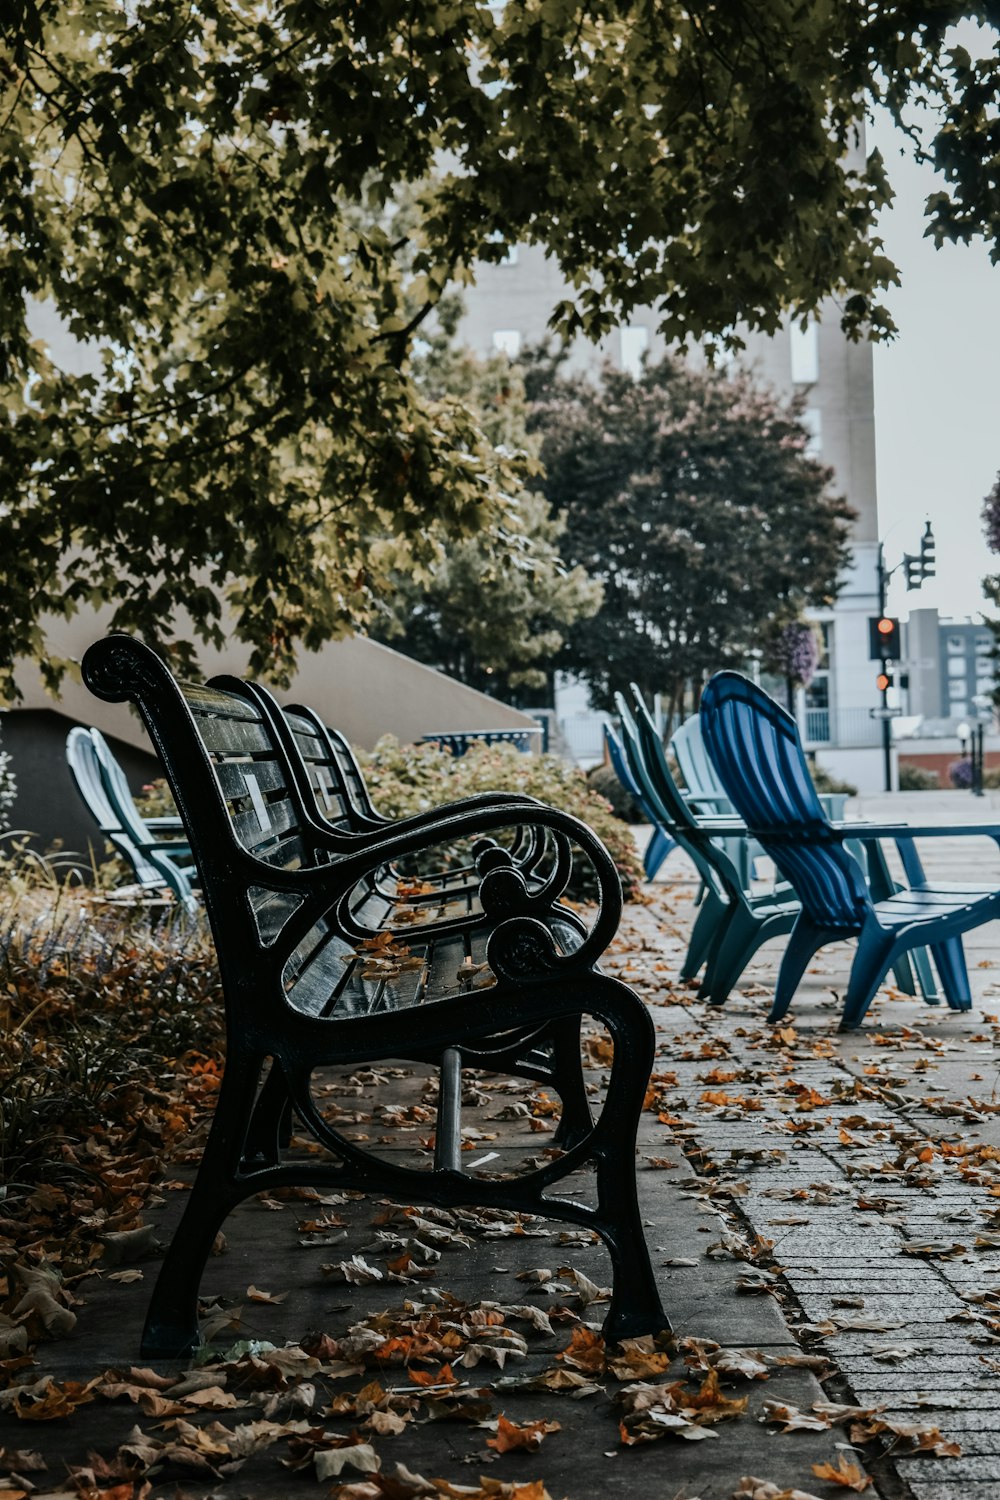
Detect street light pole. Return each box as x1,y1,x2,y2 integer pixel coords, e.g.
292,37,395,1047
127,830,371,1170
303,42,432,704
877,542,891,793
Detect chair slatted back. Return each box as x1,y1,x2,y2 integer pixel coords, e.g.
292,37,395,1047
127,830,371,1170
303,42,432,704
604,723,655,823
699,672,869,931
671,715,735,813
66,726,163,887
615,694,730,903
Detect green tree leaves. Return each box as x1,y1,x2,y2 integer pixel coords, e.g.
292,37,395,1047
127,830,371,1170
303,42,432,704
1,2,998,696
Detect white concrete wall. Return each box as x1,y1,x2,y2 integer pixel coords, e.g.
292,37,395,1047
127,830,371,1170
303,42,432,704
815,745,897,795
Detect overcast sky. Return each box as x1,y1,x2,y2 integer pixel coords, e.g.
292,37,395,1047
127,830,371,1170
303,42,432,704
868,90,1000,626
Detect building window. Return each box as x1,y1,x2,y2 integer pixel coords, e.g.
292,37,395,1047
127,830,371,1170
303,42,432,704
492,329,522,358
790,322,819,385
947,656,967,678
950,701,969,717
620,325,649,379
802,408,821,456
946,635,965,653
977,675,995,694
976,633,992,651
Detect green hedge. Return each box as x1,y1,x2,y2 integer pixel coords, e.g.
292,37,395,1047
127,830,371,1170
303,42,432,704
357,737,643,901
898,761,941,791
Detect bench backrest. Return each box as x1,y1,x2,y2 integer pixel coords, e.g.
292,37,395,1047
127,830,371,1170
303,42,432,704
283,705,381,829
82,639,367,1003
699,671,869,931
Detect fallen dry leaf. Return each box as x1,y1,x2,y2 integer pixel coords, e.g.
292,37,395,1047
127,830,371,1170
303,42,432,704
486,1414,561,1453
733,1478,824,1500
811,1455,871,1491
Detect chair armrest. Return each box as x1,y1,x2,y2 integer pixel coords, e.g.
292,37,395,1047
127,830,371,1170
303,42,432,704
830,822,1000,841
691,819,752,837
681,791,732,808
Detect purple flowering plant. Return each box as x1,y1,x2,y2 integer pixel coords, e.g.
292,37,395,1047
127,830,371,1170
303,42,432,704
769,621,820,690
983,475,1000,555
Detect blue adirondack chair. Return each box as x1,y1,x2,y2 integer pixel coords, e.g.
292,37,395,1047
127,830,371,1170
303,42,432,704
603,723,675,880
616,689,800,1003
699,671,1000,1029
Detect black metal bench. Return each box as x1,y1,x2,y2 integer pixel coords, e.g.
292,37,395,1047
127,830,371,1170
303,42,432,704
83,635,668,1358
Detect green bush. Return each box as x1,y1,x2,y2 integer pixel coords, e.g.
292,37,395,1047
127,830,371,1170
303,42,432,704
358,737,643,901
982,765,1000,790
587,763,641,823
898,761,942,791
809,761,858,797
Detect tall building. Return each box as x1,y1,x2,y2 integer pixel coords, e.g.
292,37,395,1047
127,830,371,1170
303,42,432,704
904,608,995,724
456,248,892,789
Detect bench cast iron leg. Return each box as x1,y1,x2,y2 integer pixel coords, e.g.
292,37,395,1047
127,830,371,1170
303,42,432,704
243,1060,294,1162
549,1016,593,1149
141,1051,263,1358
588,979,670,1343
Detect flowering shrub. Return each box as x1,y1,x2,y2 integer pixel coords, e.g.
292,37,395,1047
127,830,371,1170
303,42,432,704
767,620,821,689
948,757,974,790
983,474,1000,555
358,737,643,901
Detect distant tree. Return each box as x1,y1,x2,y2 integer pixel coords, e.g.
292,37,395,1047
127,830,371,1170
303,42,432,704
3,4,1000,696
378,320,601,699
530,358,854,718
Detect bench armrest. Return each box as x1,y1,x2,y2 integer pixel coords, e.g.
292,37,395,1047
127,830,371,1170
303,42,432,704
254,801,624,979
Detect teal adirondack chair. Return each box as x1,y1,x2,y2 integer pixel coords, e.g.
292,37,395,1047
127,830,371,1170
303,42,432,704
700,671,1000,1028
671,714,759,887
621,688,938,1010
66,727,199,913
603,723,676,880
616,689,799,1003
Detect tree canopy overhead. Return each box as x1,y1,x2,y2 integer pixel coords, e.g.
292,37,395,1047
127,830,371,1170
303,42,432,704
2,1,999,696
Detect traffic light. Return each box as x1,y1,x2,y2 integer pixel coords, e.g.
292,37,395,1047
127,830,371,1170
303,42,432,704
868,616,901,661
920,520,936,579
903,522,937,590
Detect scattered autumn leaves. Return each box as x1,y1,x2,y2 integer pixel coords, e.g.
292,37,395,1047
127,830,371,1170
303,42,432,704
3,872,994,1500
